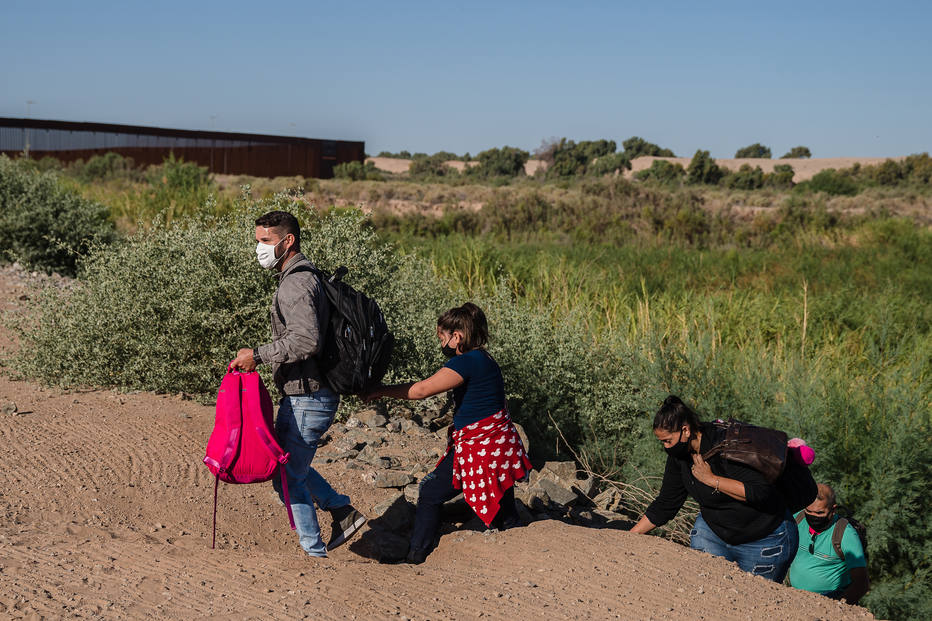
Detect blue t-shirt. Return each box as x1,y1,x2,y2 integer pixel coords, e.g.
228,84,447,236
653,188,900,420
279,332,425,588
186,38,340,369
443,349,506,430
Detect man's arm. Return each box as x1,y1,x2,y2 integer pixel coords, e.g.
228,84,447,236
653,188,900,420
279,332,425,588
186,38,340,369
841,567,869,605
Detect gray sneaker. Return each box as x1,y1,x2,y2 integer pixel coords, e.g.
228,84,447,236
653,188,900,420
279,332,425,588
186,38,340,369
327,505,367,551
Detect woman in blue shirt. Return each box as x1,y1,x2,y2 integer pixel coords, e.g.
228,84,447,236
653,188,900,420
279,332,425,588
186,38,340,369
363,303,530,564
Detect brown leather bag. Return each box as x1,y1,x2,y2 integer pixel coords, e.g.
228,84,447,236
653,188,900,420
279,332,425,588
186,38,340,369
701,420,788,483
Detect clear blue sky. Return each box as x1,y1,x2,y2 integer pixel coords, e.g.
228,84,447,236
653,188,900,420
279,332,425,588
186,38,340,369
3,0,930,158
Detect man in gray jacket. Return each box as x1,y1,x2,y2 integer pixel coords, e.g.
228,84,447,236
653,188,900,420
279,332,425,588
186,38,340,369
231,210,366,557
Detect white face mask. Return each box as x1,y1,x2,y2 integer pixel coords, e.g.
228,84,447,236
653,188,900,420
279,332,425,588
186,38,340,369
255,237,286,270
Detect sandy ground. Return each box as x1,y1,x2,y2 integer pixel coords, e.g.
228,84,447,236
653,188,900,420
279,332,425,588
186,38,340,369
0,269,875,620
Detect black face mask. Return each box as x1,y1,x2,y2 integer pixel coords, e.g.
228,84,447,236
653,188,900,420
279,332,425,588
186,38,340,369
664,429,691,459
805,512,834,533
440,337,457,359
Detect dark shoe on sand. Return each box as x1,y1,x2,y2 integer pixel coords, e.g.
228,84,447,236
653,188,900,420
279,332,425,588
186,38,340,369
327,505,367,551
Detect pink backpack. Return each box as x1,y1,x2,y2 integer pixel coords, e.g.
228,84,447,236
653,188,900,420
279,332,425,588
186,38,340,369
203,368,295,548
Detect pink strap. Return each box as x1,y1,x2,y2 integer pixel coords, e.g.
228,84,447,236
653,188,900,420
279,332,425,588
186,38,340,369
212,474,219,549
279,467,295,530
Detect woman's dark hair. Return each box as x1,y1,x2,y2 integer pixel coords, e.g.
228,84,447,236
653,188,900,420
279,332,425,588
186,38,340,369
653,395,702,434
255,210,301,251
437,302,489,352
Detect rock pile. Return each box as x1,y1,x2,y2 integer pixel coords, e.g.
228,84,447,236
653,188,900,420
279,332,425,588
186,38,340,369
316,407,635,561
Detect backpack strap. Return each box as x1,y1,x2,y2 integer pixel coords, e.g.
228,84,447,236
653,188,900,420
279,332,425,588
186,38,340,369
831,517,849,561
240,371,297,531
795,511,805,526
209,371,245,549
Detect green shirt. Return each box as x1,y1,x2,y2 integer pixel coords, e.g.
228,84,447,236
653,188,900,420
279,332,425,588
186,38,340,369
788,511,867,594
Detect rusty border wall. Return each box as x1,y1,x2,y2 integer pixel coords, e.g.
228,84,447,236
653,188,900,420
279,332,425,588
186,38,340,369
0,118,365,179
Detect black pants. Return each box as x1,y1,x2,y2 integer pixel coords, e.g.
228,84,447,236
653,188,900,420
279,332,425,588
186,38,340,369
408,450,519,552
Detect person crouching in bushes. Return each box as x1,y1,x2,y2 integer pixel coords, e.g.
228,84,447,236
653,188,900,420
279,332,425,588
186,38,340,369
630,395,798,582
362,302,531,564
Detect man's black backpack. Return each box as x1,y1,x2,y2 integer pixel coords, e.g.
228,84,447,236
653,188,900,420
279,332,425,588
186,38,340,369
283,265,394,395
795,506,869,565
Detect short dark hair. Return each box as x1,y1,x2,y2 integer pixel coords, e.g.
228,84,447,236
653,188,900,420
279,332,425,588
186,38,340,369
437,302,489,352
255,211,301,250
653,395,702,434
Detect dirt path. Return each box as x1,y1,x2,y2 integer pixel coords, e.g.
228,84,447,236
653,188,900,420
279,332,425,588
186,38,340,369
0,269,874,620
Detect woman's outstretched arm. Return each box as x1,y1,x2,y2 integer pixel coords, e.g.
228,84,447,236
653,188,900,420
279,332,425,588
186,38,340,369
363,368,464,402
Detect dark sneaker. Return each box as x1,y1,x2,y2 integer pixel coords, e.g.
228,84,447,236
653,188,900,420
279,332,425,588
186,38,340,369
326,505,367,551
405,546,428,565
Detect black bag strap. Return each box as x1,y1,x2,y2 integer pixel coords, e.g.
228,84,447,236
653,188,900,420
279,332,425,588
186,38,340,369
831,517,849,561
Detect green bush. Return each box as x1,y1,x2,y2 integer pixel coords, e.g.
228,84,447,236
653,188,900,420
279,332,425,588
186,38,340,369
764,164,795,188
0,155,116,275
780,146,811,159
801,168,859,196
470,146,529,178
734,143,772,158
141,153,213,217
409,154,458,179
686,150,725,185
334,160,384,181
621,136,675,158
722,164,764,190
634,160,685,186
70,152,141,183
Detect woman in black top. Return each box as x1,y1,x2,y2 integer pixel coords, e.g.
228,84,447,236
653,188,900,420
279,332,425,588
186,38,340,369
630,396,798,582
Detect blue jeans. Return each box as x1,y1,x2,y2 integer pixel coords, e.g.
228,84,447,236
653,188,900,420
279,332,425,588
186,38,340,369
690,513,798,582
273,389,350,557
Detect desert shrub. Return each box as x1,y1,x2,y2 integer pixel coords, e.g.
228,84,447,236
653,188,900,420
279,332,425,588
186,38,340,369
721,164,764,190
544,138,620,178
470,146,529,178
634,160,686,185
734,143,772,158
141,153,212,217
686,150,725,185
333,160,383,181
376,150,412,159
781,146,811,159
622,136,675,158
587,152,631,176
764,164,795,188
70,152,140,183
409,153,458,179
0,155,115,275
801,168,859,196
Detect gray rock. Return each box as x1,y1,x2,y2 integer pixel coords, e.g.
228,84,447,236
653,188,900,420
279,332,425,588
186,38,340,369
356,409,388,429
345,416,363,429
537,477,579,507
356,446,391,469
514,484,550,512
331,450,359,461
333,436,367,453
374,471,415,488
385,419,402,433
541,460,577,482
572,476,596,499
593,487,624,512
370,492,416,532
2,402,17,416
403,483,420,504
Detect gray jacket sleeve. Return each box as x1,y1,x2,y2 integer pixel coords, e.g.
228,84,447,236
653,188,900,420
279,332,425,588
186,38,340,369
256,274,324,363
